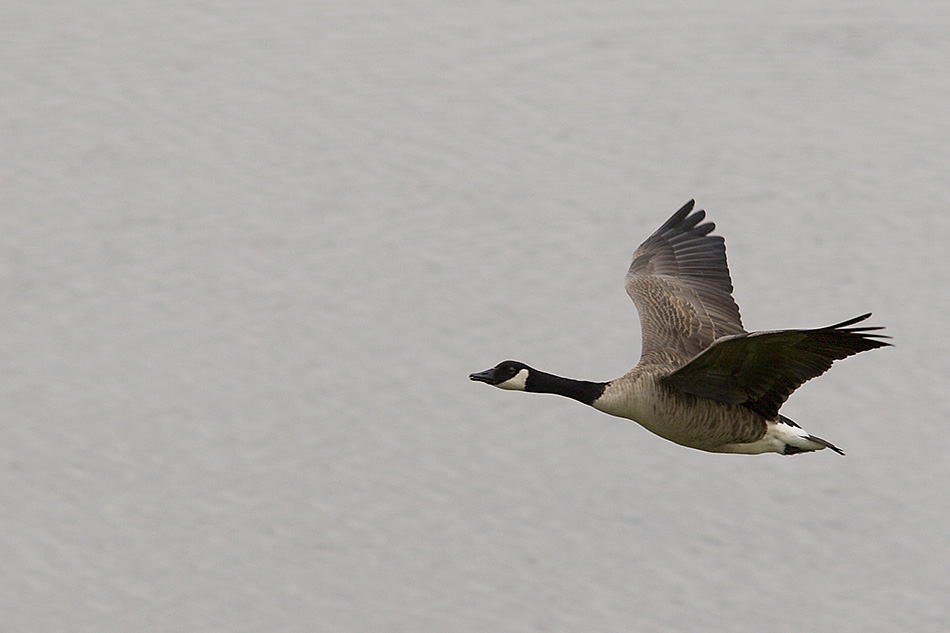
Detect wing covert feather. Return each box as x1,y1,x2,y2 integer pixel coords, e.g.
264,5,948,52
625,201,745,366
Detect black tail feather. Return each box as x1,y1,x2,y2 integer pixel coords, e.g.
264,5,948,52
806,434,845,455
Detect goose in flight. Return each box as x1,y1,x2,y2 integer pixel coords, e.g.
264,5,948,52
470,201,890,455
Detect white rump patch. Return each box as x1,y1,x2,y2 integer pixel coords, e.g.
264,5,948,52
718,420,815,454
497,368,529,391
772,420,811,444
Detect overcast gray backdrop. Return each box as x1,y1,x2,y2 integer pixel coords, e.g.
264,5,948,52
2,2,949,632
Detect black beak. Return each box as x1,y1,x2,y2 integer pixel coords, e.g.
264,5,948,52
469,368,497,384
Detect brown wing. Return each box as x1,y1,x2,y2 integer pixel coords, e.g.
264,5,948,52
663,314,891,419
625,201,746,368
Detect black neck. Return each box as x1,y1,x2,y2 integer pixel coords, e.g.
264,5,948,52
525,370,607,406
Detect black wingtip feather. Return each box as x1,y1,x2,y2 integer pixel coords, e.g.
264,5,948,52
658,200,697,232
656,200,716,240
828,313,873,329
824,313,893,347
679,209,705,231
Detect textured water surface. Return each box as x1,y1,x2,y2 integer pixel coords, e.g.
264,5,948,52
1,2,949,632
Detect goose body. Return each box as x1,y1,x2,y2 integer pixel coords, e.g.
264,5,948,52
470,201,890,455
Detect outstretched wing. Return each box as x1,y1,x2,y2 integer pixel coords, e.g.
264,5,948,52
663,314,891,420
625,200,746,367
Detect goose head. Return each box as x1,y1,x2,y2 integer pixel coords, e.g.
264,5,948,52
469,360,531,391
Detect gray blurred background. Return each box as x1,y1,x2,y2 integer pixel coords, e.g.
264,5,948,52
1,2,948,631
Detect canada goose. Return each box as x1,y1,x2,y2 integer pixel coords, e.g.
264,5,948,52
470,201,890,455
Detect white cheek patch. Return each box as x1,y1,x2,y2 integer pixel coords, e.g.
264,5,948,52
496,368,529,391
